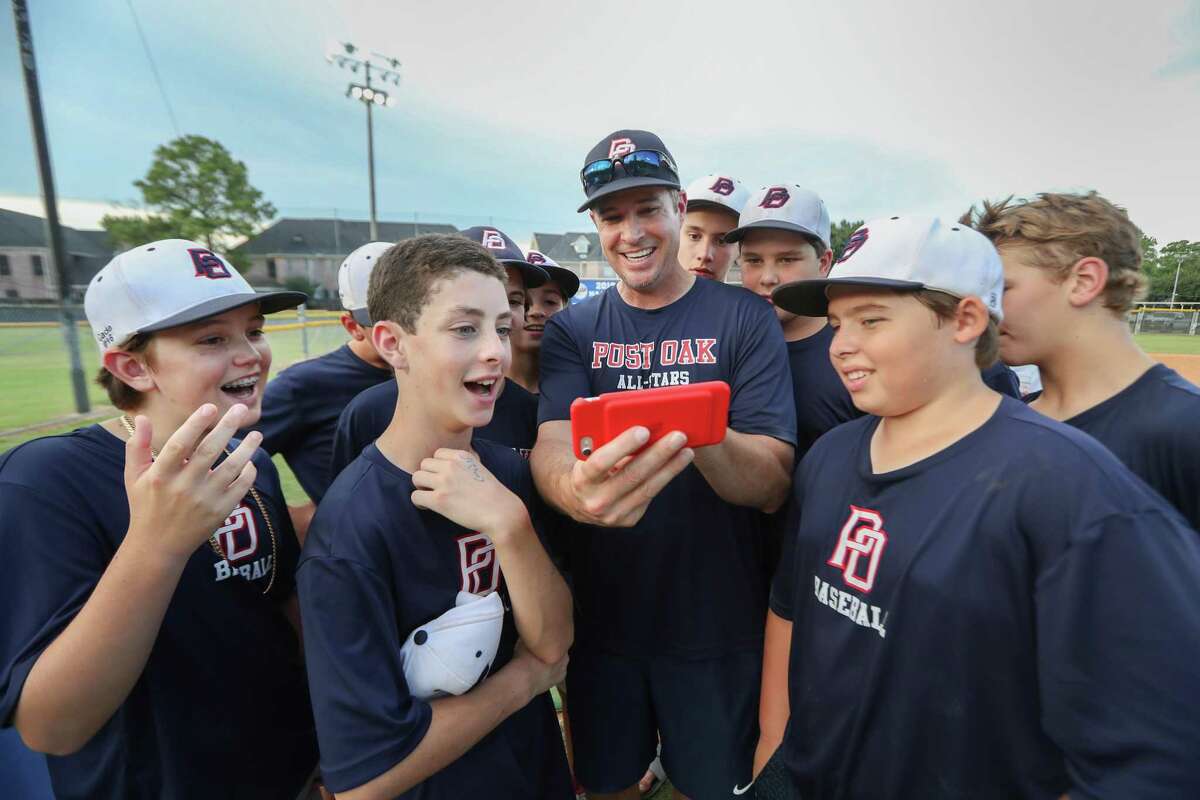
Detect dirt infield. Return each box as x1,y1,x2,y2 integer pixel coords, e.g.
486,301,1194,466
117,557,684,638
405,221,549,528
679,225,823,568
1152,353,1200,385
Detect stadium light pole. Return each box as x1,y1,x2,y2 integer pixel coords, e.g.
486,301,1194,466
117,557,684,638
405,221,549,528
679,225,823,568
327,43,400,241
12,0,89,413
1169,254,1183,307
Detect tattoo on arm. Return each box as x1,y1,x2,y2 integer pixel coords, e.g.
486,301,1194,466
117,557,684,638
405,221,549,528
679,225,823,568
459,454,486,482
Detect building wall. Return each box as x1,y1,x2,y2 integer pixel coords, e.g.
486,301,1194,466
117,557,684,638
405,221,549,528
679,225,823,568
245,255,341,293
0,247,56,300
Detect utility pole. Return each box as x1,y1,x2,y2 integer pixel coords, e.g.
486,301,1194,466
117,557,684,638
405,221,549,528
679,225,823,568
327,43,400,241
12,0,89,412
1170,254,1184,307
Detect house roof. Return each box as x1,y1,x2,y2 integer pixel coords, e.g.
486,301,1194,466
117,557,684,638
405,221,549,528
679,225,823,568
534,231,602,263
0,208,113,255
235,218,459,256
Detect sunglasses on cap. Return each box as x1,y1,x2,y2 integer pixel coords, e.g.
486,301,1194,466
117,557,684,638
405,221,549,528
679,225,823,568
579,150,679,193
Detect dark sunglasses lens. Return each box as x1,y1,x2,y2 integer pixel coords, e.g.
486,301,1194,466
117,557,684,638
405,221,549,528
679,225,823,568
623,151,669,176
582,160,614,191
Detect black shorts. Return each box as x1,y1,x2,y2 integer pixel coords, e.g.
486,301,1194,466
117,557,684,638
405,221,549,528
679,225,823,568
566,647,761,799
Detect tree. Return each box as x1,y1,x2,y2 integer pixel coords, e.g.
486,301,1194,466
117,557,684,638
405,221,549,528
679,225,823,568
101,135,276,257
830,219,865,262
1145,240,1200,303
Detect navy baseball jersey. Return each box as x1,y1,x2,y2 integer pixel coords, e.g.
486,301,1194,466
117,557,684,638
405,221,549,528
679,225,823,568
330,378,539,479
0,427,316,800
538,278,797,656
771,397,1200,799
297,440,572,798
249,344,391,502
981,360,1021,398
1031,364,1199,530
785,325,862,458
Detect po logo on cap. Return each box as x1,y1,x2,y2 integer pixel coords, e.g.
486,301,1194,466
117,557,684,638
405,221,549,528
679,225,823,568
838,228,870,264
481,230,506,250
710,177,735,196
189,248,232,279
527,251,547,265
759,187,790,209
608,138,636,159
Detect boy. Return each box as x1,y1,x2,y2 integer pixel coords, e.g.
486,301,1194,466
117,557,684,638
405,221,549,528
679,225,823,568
729,184,862,458
297,234,574,799
327,227,547,472
966,191,1200,528
754,216,1200,798
532,129,796,799
509,249,579,394
249,241,393,514
680,173,748,282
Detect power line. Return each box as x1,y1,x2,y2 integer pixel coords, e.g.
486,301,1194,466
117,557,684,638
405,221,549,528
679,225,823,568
124,0,180,137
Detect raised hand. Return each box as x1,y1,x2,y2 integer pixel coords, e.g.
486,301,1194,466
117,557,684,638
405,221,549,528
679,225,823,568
123,403,261,562
569,426,694,527
411,449,528,537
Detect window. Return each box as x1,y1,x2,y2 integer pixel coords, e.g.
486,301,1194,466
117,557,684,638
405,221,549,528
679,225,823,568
267,258,277,280
0,254,10,276
4,289,17,299
32,254,44,277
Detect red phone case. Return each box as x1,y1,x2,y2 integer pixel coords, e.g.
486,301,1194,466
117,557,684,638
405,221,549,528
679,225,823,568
569,381,730,460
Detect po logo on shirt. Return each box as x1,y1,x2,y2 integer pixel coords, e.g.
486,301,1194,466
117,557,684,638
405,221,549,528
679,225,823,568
188,247,232,279
213,504,259,563
457,532,500,595
827,505,888,593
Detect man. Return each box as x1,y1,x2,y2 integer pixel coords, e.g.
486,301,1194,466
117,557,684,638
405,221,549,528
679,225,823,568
965,191,1200,529
531,129,796,800
509,249,579,394
328,227,548,473
248,241,393,524
680,174,748,282
754,215,1200,798
297,234,573,799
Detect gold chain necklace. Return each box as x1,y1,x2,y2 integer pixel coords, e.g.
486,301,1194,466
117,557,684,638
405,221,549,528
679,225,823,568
118,415,277,595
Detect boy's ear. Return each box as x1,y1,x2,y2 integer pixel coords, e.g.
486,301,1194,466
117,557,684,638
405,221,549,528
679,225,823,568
952,296,991,346
103,349,156,392
340,313,367,342
371,321,408,372
1065,256,1109,308
818,248,835,277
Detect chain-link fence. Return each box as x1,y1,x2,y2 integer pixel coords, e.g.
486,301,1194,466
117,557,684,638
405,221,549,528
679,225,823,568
1129,302,1200,336
0,304,349,435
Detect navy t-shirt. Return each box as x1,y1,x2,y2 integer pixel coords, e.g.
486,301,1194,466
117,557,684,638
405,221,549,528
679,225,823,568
771,398,1200,799
0,426,317,800
297,440,572,798
1032,364,1199,530
538,278,797,657
330,378,539,479
981,360,1021,398
250,344,391,502
785,325,863,458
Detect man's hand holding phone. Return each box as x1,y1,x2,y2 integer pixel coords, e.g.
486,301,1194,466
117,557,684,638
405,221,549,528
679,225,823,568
567,425,695,528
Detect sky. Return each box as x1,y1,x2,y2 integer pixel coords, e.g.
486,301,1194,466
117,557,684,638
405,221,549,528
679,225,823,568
2,0,1198,248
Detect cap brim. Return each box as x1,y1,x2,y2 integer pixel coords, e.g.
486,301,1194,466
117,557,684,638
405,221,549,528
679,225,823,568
725,219,827,246
499,259,550,288
771,277,925,317
349,307,372,326
139,290,307,334
685,199,739,216
545,266,581,298
578,176,681,213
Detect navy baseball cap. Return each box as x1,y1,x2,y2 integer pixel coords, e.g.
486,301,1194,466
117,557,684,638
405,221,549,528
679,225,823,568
460,226,549,288
577,129,681,213
525,249,580,298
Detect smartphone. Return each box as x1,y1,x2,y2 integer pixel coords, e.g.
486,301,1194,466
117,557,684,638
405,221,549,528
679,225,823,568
569,381,730,460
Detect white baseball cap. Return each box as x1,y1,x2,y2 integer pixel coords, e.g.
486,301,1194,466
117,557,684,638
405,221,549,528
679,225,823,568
338,241,393,325
399,591,505,700
684,174,749,218
725,184,831,249
525,249,581,298
84,239,305,353
771,215,1005,320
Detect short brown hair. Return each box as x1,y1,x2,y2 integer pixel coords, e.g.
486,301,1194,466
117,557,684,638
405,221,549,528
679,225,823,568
367,234,507,333
96,332,153,410
913,290,999,370
961,191,1147,313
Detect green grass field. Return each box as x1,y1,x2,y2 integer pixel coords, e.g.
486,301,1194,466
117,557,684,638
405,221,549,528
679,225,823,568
3,325,1199,507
